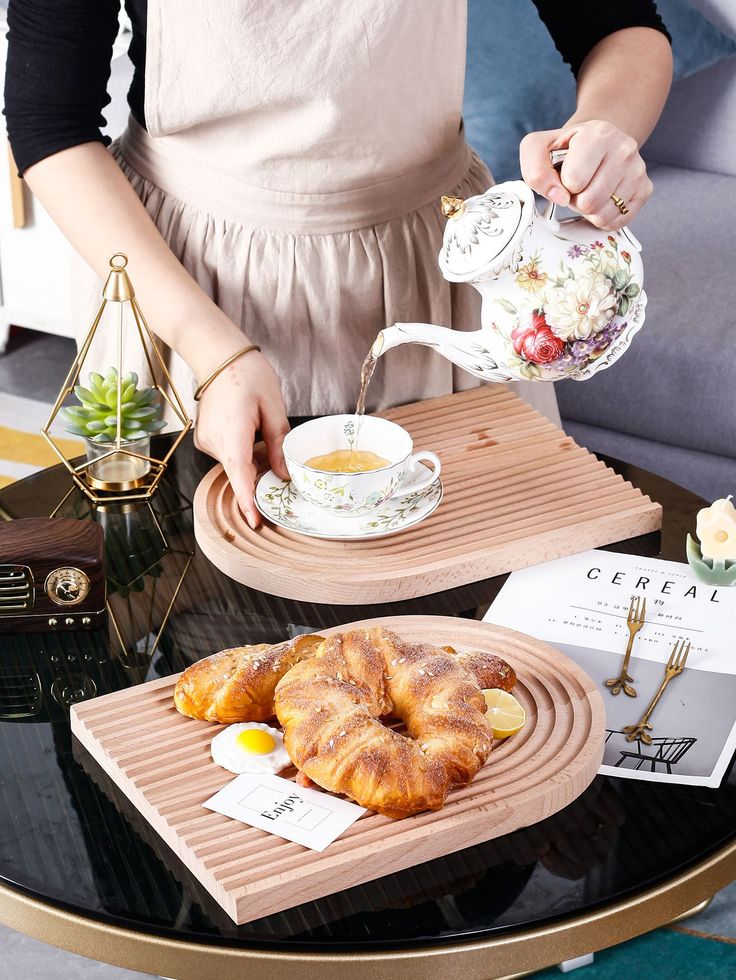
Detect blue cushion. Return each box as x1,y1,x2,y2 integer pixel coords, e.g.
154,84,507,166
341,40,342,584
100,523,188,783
464,0,736,183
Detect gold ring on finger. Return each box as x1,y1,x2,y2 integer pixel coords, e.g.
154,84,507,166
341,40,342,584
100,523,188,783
610,193,630,216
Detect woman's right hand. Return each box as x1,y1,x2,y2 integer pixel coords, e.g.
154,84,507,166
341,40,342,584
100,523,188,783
194,347,290,529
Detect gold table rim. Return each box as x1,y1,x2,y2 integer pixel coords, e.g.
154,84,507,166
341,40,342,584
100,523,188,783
1,838,735,980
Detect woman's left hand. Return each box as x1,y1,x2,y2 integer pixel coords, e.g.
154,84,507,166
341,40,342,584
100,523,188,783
519,119,653,230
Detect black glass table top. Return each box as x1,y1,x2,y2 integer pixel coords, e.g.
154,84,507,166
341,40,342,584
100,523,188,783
0,434,734,953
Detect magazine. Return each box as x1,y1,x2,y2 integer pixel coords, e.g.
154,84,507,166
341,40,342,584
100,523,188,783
484,550,736,787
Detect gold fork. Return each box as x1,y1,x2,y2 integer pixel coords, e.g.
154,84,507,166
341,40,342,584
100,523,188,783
622,638,691,744
605,595,646,697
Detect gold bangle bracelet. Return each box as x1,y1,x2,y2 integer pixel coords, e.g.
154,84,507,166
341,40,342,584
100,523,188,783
193,344,261,402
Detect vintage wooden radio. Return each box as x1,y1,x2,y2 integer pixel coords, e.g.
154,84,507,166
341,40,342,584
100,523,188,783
0,519,106,633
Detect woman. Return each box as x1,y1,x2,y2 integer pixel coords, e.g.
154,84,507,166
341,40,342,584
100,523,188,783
5,1,672,527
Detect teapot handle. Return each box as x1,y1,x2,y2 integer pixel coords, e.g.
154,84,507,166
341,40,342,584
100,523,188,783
543,148,642,250
541,148,568,229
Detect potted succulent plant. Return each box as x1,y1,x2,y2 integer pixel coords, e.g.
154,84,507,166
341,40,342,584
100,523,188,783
61,368,166,488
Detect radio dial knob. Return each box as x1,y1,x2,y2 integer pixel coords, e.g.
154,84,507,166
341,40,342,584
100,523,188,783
45,567,91,606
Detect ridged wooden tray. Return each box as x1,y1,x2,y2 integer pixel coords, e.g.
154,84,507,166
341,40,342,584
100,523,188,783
194,388,661,603
71,615,605,926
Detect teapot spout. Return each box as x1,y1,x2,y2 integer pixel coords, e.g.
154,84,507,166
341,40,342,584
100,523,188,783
372,322,456,357
372,323,510,383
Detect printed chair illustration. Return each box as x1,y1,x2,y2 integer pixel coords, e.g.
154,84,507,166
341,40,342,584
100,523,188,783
606,730,697,775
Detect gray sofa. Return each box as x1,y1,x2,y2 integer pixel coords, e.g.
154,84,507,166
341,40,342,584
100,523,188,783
557,0,736,502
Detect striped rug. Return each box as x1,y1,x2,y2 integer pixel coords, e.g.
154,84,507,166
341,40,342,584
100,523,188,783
0,392,84,488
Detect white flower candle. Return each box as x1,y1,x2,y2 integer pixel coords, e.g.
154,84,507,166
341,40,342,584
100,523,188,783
696,496,736,561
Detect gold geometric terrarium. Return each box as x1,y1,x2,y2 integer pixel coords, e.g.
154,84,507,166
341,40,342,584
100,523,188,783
42,253,192,504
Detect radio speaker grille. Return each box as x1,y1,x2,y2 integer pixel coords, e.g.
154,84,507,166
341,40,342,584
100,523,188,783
0,565,34,614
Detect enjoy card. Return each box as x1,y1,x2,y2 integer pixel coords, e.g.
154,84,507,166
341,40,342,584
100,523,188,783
203,773,366,851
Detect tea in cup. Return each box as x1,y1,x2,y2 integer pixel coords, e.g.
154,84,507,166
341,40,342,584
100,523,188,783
282,415,441,515
304,449,390,473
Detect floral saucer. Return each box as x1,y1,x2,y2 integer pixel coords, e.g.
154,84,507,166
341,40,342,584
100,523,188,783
255,470,443,541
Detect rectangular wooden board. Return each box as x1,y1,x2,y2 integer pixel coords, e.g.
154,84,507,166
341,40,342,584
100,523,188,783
71,616,605,925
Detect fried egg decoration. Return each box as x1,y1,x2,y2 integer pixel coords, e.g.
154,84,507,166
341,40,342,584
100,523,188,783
211,723,291,775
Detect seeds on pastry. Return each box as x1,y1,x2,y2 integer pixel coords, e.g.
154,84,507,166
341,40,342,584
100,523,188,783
274,628,517,819
172,634,325,724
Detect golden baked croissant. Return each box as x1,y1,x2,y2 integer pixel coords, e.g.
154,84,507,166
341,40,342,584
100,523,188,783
173,634,324,723
173,629,515,728
274,627,516,818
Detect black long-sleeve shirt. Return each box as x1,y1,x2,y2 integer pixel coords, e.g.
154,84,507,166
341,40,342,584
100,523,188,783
4,0,670,176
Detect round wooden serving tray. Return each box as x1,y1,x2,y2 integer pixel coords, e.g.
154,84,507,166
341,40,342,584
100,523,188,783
327,616,607,834
192,388,661,604
71,615,606,926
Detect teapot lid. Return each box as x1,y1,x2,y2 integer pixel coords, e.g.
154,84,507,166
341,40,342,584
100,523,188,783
438,180,535,283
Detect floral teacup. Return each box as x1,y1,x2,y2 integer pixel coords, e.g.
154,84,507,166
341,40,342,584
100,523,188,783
282,415,441,516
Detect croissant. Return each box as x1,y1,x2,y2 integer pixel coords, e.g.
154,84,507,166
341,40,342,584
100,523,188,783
173,630,515,730
173,633,324,723
274,627,516,818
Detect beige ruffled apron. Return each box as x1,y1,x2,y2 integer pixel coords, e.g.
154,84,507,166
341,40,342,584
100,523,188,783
73,0,560,424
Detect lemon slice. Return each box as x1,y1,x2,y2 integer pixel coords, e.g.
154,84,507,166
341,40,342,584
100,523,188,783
482,689,526,739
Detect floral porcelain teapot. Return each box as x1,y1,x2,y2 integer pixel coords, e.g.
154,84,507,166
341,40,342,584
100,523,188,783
373,166,646,383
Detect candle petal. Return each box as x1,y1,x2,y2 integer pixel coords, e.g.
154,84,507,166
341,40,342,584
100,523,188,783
696,497,736,560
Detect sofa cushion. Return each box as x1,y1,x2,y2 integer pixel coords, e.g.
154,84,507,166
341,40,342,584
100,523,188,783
464,0,736,183
646,0,736,174
661,0,736,76
556,165,735,459
464,0,575,182
644,56,736,176
688,0,736,37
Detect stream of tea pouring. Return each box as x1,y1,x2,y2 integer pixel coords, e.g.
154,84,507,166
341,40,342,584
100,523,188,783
355,347,379,417
301,348,383,474
348,345,381,456
350,329,449,456
359,309,522,413
352,327,456,442
349,322,495,469
354,322,501,425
